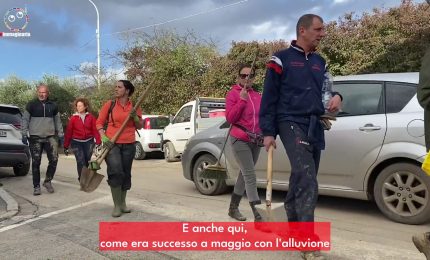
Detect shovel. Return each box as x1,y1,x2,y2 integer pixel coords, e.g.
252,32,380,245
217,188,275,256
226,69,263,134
80,84,153,192
256,144,285,221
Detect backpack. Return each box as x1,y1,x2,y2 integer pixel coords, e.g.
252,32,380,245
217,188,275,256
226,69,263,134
103,99,140,137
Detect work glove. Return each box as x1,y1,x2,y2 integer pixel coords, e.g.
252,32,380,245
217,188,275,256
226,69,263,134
130,108,140,125
320,118,332,130
64,148,69,156
101,135,113,149
320,115,336,131
22,136,28,145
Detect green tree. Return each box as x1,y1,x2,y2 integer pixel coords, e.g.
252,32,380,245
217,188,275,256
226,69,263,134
320,0,430,75
118,30,290,115
118,29,219,115
225,40,289,92
0,75,33,110
0,75,82,126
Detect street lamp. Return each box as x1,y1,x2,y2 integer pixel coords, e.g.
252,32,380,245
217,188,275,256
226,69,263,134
88,0,101,89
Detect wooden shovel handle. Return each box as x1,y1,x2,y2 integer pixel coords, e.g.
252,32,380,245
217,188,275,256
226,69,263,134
266,145,274,206
96,81,153,164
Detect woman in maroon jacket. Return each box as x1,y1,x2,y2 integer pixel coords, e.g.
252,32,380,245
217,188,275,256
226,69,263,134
64,98,101,181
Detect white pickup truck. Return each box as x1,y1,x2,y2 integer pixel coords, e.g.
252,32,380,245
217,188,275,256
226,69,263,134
161,97,225,162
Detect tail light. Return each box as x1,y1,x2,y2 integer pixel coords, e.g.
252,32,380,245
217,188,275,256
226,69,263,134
13,123,21,129
143,118,151,129
148,143,160,148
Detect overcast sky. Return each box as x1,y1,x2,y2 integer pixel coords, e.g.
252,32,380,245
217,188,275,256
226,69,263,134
0,0,422,80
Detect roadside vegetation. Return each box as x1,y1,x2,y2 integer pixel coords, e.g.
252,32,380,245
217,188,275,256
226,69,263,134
0,0,428,123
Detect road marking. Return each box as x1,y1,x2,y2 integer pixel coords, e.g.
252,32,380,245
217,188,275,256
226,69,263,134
51,179,110,195
0,196,109,233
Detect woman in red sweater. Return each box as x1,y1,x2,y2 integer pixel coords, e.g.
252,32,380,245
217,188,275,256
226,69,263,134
64,98,101,181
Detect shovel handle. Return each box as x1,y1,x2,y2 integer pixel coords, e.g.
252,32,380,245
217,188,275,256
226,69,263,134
266,145,274,206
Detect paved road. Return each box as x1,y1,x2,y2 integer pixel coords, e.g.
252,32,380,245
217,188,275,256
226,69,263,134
0,155,428,260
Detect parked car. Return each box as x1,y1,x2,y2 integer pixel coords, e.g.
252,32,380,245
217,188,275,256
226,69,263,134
134,115,170,160
162,97,225,162
181,72,429,225
0,104,30,176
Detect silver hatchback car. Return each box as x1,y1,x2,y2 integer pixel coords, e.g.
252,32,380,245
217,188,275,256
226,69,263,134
182,72,429,225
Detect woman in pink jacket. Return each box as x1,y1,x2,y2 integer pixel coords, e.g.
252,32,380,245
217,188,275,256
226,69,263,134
225,64,262,222
64,98,101,181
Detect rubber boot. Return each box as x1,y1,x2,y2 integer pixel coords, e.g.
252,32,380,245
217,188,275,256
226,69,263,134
110,186,122,218
121,190,131,213
228,193,246,221
250,200,271,232
249,201,262,221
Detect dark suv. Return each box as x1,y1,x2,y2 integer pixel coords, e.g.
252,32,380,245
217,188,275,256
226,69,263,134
0,104,30,176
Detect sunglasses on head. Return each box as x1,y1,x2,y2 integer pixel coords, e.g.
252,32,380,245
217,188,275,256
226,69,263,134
239,73,255,79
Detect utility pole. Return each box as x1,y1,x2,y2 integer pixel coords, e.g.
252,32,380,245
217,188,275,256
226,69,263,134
88,0,101,89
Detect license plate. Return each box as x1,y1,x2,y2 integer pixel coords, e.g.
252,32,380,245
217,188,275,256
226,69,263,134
0,130,6,137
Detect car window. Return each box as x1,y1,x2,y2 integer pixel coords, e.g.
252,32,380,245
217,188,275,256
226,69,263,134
150,117,170,129
385,82,417,113
199,101,225,118
0,107,21,125
173,105,192,124
220,121,230,129
334,82,384,116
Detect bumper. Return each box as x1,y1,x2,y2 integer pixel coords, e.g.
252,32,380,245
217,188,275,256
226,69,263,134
181,149,192,181
0,144,30,167
143,143,162,153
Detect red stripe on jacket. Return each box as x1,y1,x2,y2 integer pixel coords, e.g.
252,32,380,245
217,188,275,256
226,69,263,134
266,62,282,74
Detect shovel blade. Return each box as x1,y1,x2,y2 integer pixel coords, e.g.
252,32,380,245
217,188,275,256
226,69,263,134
80,167,104,192
84,171,104,192
80,167,91,190
255,203,286,222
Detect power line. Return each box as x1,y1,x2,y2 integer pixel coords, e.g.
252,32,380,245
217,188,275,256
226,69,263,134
40,0,251,75
102,0,250,37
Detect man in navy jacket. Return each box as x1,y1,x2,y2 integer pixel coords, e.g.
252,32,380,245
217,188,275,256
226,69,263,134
260,14,342,260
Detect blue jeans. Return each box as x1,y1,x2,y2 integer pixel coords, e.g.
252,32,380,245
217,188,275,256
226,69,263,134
70,139,95,180
105,143,136,190
278,121,321,222
29,136,59,188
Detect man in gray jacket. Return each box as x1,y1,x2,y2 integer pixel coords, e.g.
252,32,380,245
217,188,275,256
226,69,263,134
22,84,64,196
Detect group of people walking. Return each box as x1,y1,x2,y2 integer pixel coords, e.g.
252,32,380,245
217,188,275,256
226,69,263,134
21,80,142,218
20,13,343,260
15,9,430,260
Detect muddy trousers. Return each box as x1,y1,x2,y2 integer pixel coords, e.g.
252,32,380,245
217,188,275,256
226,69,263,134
230,136,261,203
29,136,59,188
105,143,136,190
70,139,94,180
278,121,321,222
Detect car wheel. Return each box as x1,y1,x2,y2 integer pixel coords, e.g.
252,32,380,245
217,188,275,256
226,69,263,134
164,142,178,162
13,163,30,176
374,162,430,224
192,154,228,196
134,142,146,160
